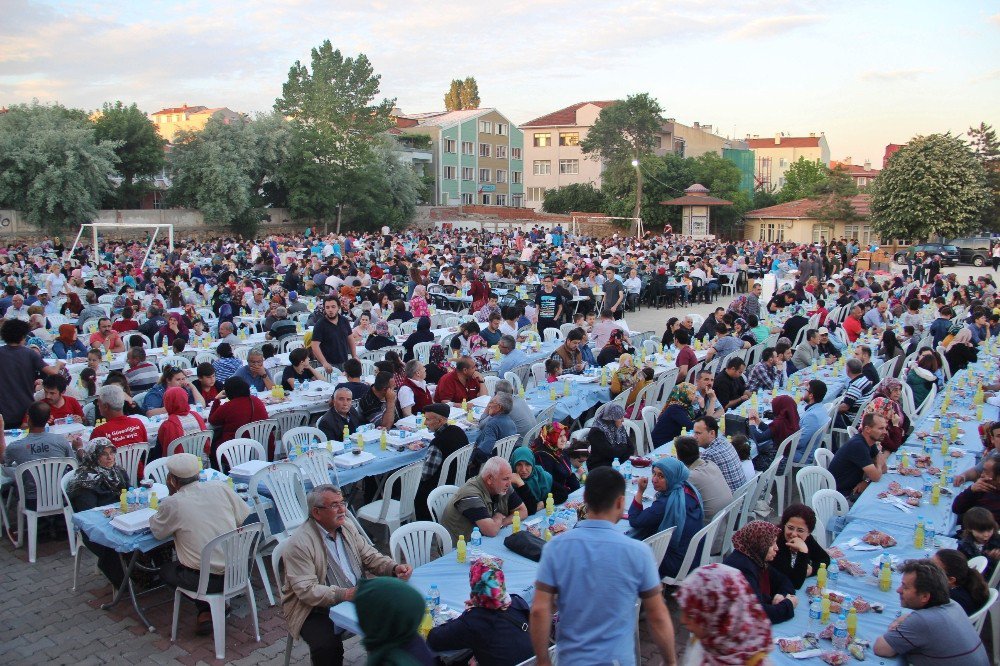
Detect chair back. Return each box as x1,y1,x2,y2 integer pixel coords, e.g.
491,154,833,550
970,588,999,633
641,407,659,446
810,488,849,547
654,368,679,408
521,421,545,449
715,481,754,559
196,523,263,597
439,445,473,486
795,466,835,506
168,355,192,369
737,473,760,528
217,438,266,470
427,485,459,522
813,448,835,469
623,419,648,457
273,409,311,439
968,555,989,573
115,443,150,487
374,462,423,523
144,458,172,485
413,341,434,364
542,328,563,344
249,463,308,538
170,430,212,458
530,362,546,386
534,403,558,427
235,419,279,451
750,447,784,516
792,423,830,475
15,458,77,514
389,521,454,568
663,504,728,585
494,434,521,461
642,526,677,569
282,427,328,456
295,448,338,487
483,375,501,396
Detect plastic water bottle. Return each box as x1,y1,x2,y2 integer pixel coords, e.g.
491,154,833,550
471,527,482,548
250,385,258,397
808,596,822,630
828,560,839,586
126,487,137,509
67,350,74,362
198,469,207,483
138,487,148,509
622,460,633,482
429,584,440,611
832,612,849,649
302,379,310,391
925,520,936,547
922,478,932,504
611,458,622,476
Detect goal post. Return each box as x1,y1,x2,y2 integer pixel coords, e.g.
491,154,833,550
570,215,643,239
70,222,174,269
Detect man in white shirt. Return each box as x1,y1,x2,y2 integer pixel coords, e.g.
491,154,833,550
4,294,30,321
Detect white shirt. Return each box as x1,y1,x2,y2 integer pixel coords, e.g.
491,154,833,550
623,277,641,295
323,529,358,585
397,379,428,411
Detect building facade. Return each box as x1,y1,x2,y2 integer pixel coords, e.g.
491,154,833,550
396,109,524,207
744,133,831,192
743,195,872,245
830,159,880,190
149,104,243,142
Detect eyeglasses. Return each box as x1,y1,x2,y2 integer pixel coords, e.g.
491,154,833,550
315,501,347,511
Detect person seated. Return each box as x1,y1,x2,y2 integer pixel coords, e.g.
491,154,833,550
953,455,1000,526
386,298,412,323
509,446,551,514
2,401,78,509
836,358,873,429
194,363,219,403
730,435,757,484
333,358,370,400
154,386,207,460
39,374,84,424
674,435,731,523
281,348,323,392
434,356,486,405
280,484,414,665
426,555,534,666
468,393,517,477
530,421,581,504
587,403,635,470
932,548,990,616
771,504,831,590
551,327,587,374
207,377,269,463
266,306,297,340
149,453,251,637
441,456,527,545
746,394,798,470
873,559,989,664
142,365,204,416
364,320,396,351
495,380,534,439
232,349,274,394
357,371,400,429
723,521,798,624
51,323,88,360
353,577,435,664
402,316,434,362
397,359,433,417
595,329,631,367
956,507,1000,580
829,412,889,500
317,387,363,443
414,403,470,520
650,383,698,448
544,357,561,383
627,457,704,578
90,384,149,448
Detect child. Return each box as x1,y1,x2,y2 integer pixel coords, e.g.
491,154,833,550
545,358,562,383
731,434,757,482
86,348,104,371
261,343,281,372
958,507,1000,579
189,319,211,346
171,338,186,355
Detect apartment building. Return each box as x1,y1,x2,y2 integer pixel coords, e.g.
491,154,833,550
830,158,880,190
745,133,831,192
149,104,243,142
396,108,524,207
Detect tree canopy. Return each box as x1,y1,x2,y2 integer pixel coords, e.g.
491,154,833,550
93,101,166,209
777,158,829,202
968,122,1000,232
541,183,606,214
444,77,481,110
580,94,662,165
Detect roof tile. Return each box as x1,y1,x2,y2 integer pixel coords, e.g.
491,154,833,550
520,101,617,128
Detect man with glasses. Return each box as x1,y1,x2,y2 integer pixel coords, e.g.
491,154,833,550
281,484,412,666
496,334,528,377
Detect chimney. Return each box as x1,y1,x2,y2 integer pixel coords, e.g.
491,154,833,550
863,159,871,171
809,132,816,137
774,133,781,145
702,124,712,133
843,156,852,166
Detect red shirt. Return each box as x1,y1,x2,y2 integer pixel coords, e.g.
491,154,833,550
675,346,698,372
112,319,139,333
842,315,863,342
48,395,85,424
92,415,148,448
434,370,482,404
208,396,271,455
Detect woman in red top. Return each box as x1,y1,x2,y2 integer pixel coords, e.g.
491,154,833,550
468,270,490,314
112,306,139,333
207,376,270,466
156,386,207,458
40,374,85,424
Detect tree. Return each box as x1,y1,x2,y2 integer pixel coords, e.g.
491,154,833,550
341,138,422,231
581,93,664,226
968,122,1000,232
444,80,463,111
601,152,693,231
168,113,291,237
93,101,166,209
777,157,828,202
870,133,990,241
0,101,119,232
541,183,606,214
690,153,747,239
275,41,395,231
459,77,480,109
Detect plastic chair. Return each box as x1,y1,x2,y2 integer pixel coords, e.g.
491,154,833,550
494,434,521,461
294,448,339,487
413,341,434,364
814,448,834,470
60,471,86,590
542,328,563,344
14,457,78,563
713,481,754,560
795,466,835,506
389,521,453,568
642,526,677,570
272,410,310,451
623,419,648,457
248,463,308,539
427,485,458,523
270,538,297,666
281,426,327,457
810,489,849,547
439,446,473,487
169,523,263,660
772,430,802,515
115,443,150,487
520,421,545,449
788,421,831,484
356,462,422,538
484,375,501,396
530,362,546,386
641,407,659,445
970,588,998,633
235,419,279,450
968,556,989,573
143,458,172,486
216,438,266,471
661,504,729,586
170,430,212,458
749,448,783,520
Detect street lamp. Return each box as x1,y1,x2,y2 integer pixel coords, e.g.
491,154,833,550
631,158,643,239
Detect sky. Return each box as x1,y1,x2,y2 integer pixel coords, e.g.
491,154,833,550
2,0,998,165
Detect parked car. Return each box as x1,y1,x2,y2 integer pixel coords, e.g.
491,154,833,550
893,243,959,266
948,237,993,266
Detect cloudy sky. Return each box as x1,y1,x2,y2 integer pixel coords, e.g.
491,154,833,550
3,0,998,164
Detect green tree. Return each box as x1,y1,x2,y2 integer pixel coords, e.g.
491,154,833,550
968,122,1000,231
444,80,463,111
541,183,606,214
342,138,421,230
870,133,990,241
275,41,395,231
690,152,747,238
777,157,828,202
93,101,166,209
751,189,779,210
459,77,480,109
0,101,119,232
601,152,693,231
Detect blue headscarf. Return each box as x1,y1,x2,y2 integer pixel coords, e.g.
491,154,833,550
653,457,702,548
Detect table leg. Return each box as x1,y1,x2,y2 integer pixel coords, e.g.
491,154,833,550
100,551,157,632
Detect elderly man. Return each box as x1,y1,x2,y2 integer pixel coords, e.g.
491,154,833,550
233,349,274,393
281,484,412,666
3,293,29,321
90,384,148,448
442,455,527,544
149,453,251,636
415,403,471,520
842,304,864,342
493,379,534,438
435,356,487,405
814,326,841,359
873,560,988,665
36,289,58,316
317,387,363,442
217,321,240,345
496,334,528,378
469,392,518,476
266,306,297,340
863,298,892,330
550,327,587,374
246,288,269,317
829,412,888,499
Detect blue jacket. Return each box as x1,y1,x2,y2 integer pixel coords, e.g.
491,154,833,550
628,486,704,578
796,402,830,463
470,413,517,469
651,405,694,447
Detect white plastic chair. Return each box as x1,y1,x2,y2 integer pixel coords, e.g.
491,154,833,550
14,458,78,563
810,489,849,547
216,438,266,471
484,375,500,396
623,419,649,457
542,328,563,344
169,430,212,458
169,523,263,660
356,461,422,538
530,362,546,386
115,443,150,487
413,341,434,364
294,448,339,488
968,556,989,573
494,434,521,461
814,448,834,470
427,485,458,523
713,482,754,560
439,445,473,487
642,526,677,570
144,458,172,486
772,430,802,516
661,504,729,586
60,470,86,590
389,521,453,568
970,588,998,633
272,410,310,450
795,466,835,506
234,419,279,453
270,538,298,666
281,426,327,457
248,463,308,539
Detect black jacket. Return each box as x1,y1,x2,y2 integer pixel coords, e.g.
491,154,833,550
723,550,796,624
426,595,534,666
771,534,831,590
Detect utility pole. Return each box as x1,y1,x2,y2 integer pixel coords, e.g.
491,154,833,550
335,203,343,235
632,149,642,240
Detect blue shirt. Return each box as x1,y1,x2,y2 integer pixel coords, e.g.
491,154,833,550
796,402,830,463
497,348,529,378
536,520,660,665
142,384,194,413
233,365,267,392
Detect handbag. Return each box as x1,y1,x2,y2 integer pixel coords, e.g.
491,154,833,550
503,530,546,562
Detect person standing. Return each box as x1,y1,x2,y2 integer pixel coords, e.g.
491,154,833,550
534,275,564,336
310,294,356,373
602,268,625,320
0,319,65,426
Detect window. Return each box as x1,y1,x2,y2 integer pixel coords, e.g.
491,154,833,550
511,147,522,160
479,168,491,182
495,144,507,159
857,176,867,187
533,133,551,147
758,223,784,243
559,159,580,174
779,158,787,167
461,141,474,155
443,166,457,179
559,132,580,146
479,143,491,158
461,193,474,205
533,160,551,175
496,123,508,136
511,171,522,184
812,224,834,243
496,194,507,206
461,167,474,181
496,169,507,183
440,191,449,204
511,194,523,207
527,187,545,202
444,139,456,153
481,193,492,205
479,121,493,134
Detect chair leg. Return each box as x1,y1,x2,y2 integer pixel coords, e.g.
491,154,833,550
256,555,276,606
26,512,38,563
170,589,182,642
210,597,227,660
283,634,294,666
776,479,786,517
72,535,83,591
247,583,261,642
991,605,999,666
64,512,77,557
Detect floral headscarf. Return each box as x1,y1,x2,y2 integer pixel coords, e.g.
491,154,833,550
606,329,626,353
374,319,391,337
468,555,511,610
533,421,567,455
863,396,903,428
614,353,639,391
665,382,698,420
594,403,628,450
732,520,781,570
429,344,450,374
67,437,129,498
677,564,773,666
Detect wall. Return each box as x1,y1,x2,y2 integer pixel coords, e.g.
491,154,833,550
521,103,605,210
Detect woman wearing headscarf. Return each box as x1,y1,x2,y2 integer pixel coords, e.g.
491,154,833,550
409,285,431,319
651,383,698,447
426,555,534,666
723,520,797,624
746,394,799,470
354,577,435,666
733,318,757,346
586,403,634,470
52,323,88,359
529,422,580,503
596,328,632,366
509,446,552,514
154,386,207,460
676,563,773,666
468,270,490,314
864,377,909,452
628,457,705,577
365,319,396,351
67,438,129,588
158,312,190,346
424,344,451,385
402,316,434,362
945,326,978,372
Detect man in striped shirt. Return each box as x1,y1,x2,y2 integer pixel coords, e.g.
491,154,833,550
693,415,747,492
837,358,873,428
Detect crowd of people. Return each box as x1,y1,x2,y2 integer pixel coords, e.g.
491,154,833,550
0,226,998,665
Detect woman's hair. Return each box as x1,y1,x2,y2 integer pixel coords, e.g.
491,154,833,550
103,371,133,396
730,434,750,461
79,367,98,396
545,358,561,375
384,349,404,372
392,299,406,312
780,503,818,532
962,506,998,536
935,548,990,609
217,342,234,358
159,366,185,386
224,376,251,399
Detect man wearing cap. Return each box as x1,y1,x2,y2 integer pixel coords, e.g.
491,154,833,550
815,326,841,359
415,402,470,519
287,291,308,315
149,453,251,636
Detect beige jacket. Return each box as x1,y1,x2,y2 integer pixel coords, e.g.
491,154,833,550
280,517,397,638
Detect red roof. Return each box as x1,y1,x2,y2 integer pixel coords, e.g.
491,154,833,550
746,195,870,219
151,105,207,116
830,162,880,178
745,136,822,149
521,101,617,127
